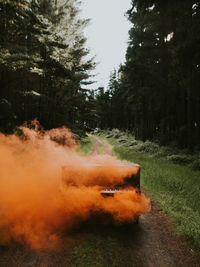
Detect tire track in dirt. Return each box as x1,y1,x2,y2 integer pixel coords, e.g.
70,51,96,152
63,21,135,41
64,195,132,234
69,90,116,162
88,134,113,156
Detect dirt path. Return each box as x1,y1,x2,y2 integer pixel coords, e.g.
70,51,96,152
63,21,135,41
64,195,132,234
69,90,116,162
0,136,199,266
88,134,113,156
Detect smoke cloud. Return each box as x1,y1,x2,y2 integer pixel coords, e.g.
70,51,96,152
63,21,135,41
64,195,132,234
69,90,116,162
0,121,150,249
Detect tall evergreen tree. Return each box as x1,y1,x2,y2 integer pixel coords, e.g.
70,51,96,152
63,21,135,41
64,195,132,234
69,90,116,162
0,0,95,133
95,0,200,150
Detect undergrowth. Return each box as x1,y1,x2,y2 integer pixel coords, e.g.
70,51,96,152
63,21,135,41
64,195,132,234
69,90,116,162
76,135,95,156
94,129,200,169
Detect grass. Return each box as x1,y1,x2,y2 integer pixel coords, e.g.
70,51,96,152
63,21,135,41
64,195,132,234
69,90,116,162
99,133,200,257
76,135,96,156
71,234,125,267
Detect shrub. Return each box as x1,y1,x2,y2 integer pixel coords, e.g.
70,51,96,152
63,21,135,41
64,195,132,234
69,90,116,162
191,159,200,170
167,154,193,165
105,134,113,138
109,129,119,138
128,140,138,146
152,147,174,158
133,140,159,154
118,137,128,143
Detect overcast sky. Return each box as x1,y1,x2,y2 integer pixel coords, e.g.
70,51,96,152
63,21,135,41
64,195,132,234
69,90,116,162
80,0,132,90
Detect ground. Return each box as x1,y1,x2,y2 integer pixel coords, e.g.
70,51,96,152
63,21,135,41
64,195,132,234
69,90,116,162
0,136,199,267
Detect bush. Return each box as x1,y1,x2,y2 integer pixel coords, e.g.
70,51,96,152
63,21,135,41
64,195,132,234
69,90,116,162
128,140,138,146
191,159,200,170
152,147,174,158
105,134,113,138
118,137,129,143
133,140,159,154
110,129,127,139
98,130,199,169
167,154,193,165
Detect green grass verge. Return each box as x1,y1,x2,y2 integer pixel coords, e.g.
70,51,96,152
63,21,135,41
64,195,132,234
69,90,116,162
104,135,200,257
76,135,95,155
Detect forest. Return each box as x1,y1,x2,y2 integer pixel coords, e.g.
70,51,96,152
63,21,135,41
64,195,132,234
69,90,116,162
0,0,200,151
0,0,96,135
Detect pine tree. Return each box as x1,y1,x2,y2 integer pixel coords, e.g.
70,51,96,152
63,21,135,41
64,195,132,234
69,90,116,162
0,0,95,133
98,0,200,150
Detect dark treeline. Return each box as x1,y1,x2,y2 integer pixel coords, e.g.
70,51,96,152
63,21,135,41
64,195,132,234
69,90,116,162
0,0,95,134
1,0,200,151
95,0,200,151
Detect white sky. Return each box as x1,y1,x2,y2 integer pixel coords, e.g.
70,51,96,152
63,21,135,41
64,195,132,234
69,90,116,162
80,0,132,90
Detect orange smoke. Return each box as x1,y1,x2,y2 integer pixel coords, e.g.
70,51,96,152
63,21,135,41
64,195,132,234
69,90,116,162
62,164,139,187
0,121,150,250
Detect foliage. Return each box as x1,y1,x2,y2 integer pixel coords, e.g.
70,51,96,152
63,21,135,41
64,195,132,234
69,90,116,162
191,158,200,170
94,1,200,151
76,135,95,156
166,154,194,165
0,0,95,133
98,129,200,167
